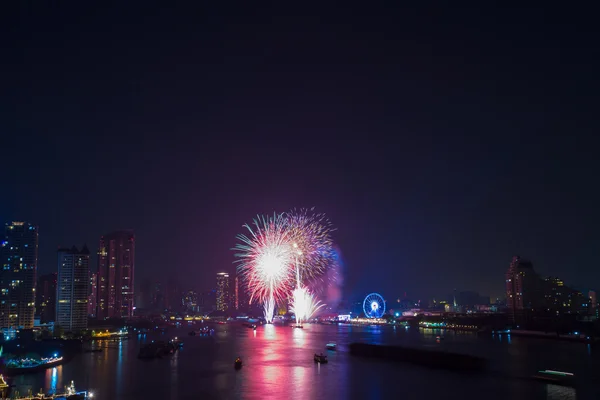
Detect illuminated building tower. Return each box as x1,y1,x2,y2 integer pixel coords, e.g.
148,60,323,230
216,272,230,312
97,231,135,319
56,246,90,332
0,222,38,329
36,273,57,323
505,256,541,321
234,275,250,311
234,276,239,310
88,272,97,317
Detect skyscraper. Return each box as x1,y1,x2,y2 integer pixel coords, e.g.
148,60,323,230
97,231,135,319
234,275,249,312
36,273,57,323
88,272,97,317
56,246,90,332
506,256,541,321
216,272,230,312
0,222,39,329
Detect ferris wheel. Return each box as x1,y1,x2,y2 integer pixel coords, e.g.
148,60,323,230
363,293,386,318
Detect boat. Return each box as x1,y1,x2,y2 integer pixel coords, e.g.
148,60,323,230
532,370,575,387
326,343,336,351
314,353,328,363
234,357,243,369
84,348,103,353
292,325,303,329
4,355,66,375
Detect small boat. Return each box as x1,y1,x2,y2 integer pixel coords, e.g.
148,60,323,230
326,343,336,351
292,325,303,329
314,353,328,364
234,357,243,369
532,370,575,387
436,336,444,340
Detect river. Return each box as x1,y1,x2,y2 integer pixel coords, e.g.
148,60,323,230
8,323,600,399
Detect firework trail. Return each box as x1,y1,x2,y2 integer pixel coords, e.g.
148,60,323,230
291,286,325,323
234,213,294,323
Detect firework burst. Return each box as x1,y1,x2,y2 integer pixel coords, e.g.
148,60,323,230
234,213,294,322
234,209,335,323
283,208,335,287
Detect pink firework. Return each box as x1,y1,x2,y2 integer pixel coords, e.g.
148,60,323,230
234,214,295,322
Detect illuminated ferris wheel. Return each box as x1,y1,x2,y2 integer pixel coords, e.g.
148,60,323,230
363,293,386,318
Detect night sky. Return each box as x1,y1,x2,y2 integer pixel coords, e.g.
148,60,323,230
2,4,599,302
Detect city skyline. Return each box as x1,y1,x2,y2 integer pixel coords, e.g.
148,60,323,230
3,218,597,303
1,217,596,327
3,217,595,303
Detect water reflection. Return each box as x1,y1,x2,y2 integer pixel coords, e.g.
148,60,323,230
264,324,276,341
292,327,305,347
48,366,59,392
115,339,123,393
8,324,600,399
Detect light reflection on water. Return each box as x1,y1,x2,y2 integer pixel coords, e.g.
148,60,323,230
7,324,598,399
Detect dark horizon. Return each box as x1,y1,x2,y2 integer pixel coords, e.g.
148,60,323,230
3,3,599,302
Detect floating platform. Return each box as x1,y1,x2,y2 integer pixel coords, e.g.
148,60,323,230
349,343,487,372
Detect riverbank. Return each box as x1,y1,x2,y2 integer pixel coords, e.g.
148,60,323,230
494,329,598,343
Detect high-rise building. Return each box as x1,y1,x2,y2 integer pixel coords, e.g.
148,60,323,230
234,275,250,312
505,256,542,320
36,273,57,323
0,222,39,329
56,246,90,332
88,272,97,317
234,276,239,310
216,272,230,312
97,231,135,319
